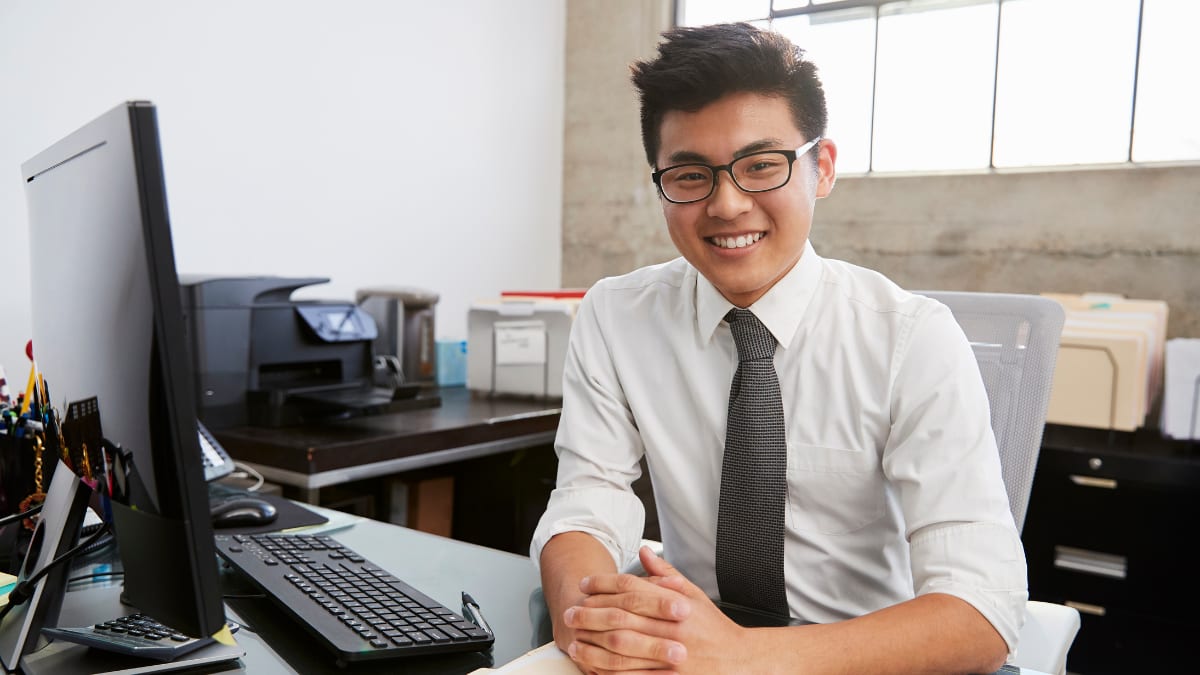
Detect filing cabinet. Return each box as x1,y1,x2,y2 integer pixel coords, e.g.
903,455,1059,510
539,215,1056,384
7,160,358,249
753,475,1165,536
1022,424,1200,673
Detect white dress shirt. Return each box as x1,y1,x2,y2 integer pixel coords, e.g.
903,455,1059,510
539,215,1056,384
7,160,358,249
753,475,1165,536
531,241,1028,651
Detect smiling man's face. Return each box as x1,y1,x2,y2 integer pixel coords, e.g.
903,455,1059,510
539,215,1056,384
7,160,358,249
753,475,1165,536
656,91,836,308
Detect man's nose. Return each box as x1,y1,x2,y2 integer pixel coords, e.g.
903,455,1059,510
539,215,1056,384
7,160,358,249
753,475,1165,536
706,170,753,220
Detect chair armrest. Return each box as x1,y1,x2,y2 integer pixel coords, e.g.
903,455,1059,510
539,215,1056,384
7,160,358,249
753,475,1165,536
1011,601,1081,675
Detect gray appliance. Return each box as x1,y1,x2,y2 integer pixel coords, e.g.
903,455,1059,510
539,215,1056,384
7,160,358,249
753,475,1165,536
355,286,440,386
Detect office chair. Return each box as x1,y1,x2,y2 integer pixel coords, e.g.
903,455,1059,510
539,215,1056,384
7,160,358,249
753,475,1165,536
917,291,1079,675
637,291,1078,673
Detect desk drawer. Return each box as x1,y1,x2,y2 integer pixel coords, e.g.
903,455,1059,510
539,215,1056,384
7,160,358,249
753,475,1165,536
1027,429,1200,673
1024,449,1199,622
1060,606,1196,674
1029,552,1198,623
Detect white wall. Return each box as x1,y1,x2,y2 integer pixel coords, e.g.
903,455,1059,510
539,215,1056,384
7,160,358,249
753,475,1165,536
0,0,565,382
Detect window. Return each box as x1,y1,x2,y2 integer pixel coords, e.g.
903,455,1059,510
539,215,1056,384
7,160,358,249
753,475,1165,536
873,1,998,171
678,0,1200,173
774,8,877,173
1132,0,1200,162
992,0,1140,167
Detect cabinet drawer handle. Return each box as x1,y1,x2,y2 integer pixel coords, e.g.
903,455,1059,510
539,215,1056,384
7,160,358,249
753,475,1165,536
1069,474,1117,489
1054,545,1126,579
1064,600,1107,617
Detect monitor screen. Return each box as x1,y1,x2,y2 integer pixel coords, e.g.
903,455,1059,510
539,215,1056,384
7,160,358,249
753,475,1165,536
19,101,224,639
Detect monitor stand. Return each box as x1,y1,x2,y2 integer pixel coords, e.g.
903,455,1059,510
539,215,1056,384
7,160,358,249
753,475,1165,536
0,459,91,671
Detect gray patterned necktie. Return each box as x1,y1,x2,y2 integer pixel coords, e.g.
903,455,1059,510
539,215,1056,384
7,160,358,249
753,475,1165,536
715,308,788,617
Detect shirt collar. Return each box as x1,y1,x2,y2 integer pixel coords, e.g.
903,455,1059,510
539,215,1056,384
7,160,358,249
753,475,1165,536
696,239,823,350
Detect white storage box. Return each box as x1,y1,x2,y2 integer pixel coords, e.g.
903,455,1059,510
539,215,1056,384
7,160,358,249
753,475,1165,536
467,299,578,399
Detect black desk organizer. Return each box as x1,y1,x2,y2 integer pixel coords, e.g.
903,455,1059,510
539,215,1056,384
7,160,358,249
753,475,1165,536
1022,424,1200,674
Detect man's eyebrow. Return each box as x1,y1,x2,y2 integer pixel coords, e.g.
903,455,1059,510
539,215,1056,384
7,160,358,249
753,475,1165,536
664,149,710,165
734,139,786,157
663,138,788,166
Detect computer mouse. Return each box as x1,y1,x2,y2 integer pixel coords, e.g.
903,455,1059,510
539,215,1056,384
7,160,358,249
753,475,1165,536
210,497,279,528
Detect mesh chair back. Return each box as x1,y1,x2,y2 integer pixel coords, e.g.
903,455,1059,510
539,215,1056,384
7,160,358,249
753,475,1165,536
916,292,1065,532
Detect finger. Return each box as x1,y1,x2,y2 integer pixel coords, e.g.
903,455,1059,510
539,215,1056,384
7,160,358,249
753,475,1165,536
639,548,705,599
565,605,682,637
651,575,687,592
587,668,677,675
569,639,666,672
580,572,656,596
578,586,691,621
639,546,673,575
588,662,681,672
639,547,690,585
572,630,687,667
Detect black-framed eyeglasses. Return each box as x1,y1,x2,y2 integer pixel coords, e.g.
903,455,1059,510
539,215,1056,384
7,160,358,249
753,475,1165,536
651,137,823,204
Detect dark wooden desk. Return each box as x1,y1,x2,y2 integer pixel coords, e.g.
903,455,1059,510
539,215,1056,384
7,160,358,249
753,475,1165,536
213,387,560,502
211,388,561,552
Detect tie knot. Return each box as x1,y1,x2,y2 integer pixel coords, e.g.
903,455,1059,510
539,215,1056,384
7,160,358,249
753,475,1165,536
725,309,776,362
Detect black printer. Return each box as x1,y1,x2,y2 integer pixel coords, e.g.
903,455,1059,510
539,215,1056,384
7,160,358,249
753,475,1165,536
179,276,433,429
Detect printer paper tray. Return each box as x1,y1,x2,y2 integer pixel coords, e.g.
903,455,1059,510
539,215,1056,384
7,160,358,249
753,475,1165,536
246,384,437,427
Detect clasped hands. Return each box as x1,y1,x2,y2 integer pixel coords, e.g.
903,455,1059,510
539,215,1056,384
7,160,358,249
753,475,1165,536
560,546,749,675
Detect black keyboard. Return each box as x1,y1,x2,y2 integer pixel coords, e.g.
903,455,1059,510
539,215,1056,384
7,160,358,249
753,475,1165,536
214,533,493,663
42,613,219,662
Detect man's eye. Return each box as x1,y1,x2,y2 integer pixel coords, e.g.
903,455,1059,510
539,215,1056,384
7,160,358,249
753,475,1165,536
669,170,709,183
745,158,784,174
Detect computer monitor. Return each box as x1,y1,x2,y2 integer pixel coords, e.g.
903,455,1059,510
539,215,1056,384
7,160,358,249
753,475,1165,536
14,102,224,644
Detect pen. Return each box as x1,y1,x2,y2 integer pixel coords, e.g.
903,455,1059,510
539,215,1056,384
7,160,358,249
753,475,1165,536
461,591,493,636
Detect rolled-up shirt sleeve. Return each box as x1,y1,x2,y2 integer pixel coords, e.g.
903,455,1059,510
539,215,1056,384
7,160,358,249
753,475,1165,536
883,300,1029,654
531,288,647,572
910,521,1028,655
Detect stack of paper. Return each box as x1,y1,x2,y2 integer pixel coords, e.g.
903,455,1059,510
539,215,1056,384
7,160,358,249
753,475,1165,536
1042,293,1168,431
1161,338,1200,440
469,642,575,674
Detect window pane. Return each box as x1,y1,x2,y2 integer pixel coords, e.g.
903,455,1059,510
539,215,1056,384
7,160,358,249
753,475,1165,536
872,0,998,172
1132,0,1200,162
993,0,1140,167
682,0,771,26
774,9,877,173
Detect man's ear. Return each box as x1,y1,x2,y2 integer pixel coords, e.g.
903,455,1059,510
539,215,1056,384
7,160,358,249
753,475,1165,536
815,139,838,198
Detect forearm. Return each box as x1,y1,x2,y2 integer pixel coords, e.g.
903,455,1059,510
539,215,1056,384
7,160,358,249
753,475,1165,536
745,593,1008,675
539,531,619,650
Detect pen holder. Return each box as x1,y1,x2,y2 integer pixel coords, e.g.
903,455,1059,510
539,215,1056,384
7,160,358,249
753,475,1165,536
0,420,67,575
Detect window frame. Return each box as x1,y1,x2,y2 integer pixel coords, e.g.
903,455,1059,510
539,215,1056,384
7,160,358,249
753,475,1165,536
674,0,1181,174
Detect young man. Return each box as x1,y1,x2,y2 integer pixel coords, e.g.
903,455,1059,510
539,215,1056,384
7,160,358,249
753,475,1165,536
532,23,1026,674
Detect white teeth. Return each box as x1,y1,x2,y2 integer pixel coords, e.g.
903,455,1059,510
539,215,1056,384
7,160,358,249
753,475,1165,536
712,232,764,249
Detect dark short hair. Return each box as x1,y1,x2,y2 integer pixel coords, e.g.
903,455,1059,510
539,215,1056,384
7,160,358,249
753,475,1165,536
631,23,828,167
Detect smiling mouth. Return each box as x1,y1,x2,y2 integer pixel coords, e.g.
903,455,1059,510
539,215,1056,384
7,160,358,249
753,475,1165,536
707,232,765,250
